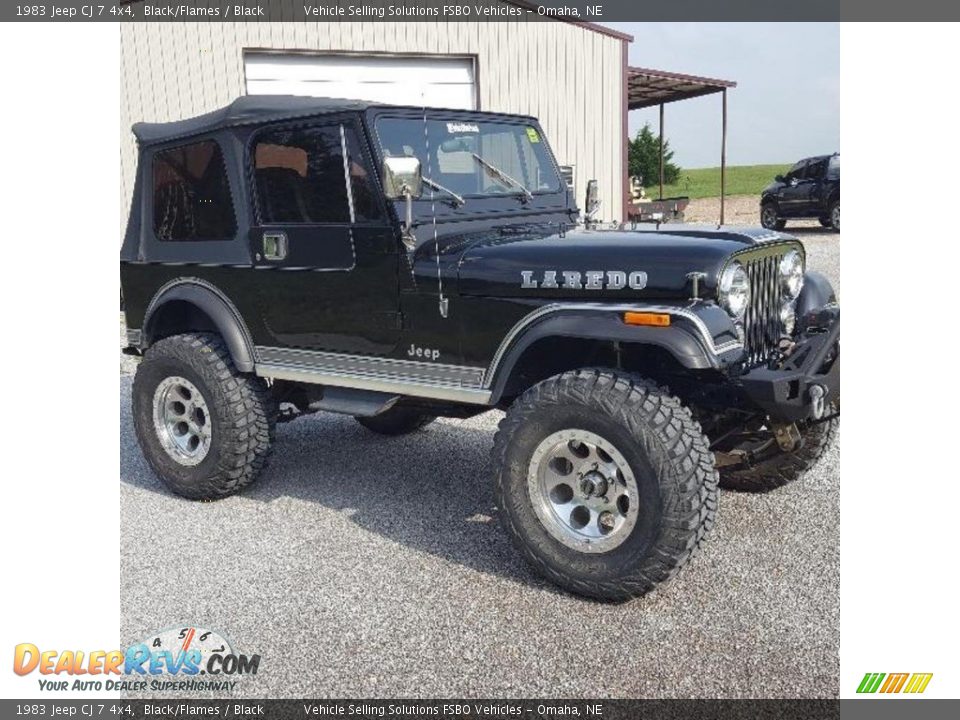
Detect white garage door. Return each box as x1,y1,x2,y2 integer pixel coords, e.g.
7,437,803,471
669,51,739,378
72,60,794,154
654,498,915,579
244,52,477,110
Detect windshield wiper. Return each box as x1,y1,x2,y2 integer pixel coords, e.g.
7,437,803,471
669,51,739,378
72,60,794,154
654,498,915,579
423,176,465,207
470,153,534,202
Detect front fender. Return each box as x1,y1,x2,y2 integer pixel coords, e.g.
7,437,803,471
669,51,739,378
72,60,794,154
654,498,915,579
796,270,837,317
485,304,742,404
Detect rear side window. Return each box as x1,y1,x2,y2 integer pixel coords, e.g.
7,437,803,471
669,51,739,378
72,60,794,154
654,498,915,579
253,123,382,224
153,140,236,242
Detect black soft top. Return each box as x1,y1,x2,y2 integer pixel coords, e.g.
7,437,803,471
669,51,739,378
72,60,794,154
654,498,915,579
132,95,382,146
132,95,535,147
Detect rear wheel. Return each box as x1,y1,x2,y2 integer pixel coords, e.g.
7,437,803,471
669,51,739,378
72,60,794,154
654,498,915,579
829,201,840,231
355,406,436,436
493,369,718,601
760,203,785,230
132,332,275,500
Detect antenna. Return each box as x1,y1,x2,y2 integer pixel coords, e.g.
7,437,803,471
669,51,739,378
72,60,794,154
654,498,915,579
421,99,449,319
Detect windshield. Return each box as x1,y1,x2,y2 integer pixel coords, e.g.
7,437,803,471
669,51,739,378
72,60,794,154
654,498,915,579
375,116,562,198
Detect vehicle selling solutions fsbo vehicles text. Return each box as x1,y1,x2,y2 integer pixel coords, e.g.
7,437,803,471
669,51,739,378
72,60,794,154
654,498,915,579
303,4,524,17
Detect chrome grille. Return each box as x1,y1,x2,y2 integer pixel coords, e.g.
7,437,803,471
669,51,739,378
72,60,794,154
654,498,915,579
741,249,786,366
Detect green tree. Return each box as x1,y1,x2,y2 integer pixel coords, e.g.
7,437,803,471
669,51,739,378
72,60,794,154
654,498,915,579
628,123,681,190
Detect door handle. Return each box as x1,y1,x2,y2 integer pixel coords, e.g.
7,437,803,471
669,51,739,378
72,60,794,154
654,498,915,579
262,231,288,261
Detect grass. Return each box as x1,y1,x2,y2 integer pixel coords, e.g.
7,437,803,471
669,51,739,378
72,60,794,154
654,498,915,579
645,164,790,200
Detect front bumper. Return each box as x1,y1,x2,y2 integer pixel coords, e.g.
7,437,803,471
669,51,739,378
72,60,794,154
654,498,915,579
738,306,840,423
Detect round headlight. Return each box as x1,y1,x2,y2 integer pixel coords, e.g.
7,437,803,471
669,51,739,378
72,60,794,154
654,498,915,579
779,250,804,299
719,262,750,319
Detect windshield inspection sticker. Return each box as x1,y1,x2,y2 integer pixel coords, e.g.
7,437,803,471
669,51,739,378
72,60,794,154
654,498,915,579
447,122,479,133
526,127,541,143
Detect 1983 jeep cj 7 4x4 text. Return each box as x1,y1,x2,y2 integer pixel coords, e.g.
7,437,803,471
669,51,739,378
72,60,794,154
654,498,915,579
121,96,839,600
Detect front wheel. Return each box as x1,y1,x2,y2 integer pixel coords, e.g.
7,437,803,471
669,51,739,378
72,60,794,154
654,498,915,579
829,201,840,231
760,203,786,230
492,369,718,601
132,333,275,500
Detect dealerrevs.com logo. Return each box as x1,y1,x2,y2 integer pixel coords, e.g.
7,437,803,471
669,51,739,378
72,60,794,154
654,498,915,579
857,673,933,694
13,626,260,692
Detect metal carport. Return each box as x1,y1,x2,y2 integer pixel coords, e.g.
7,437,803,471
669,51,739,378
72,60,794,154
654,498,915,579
626,66,737,224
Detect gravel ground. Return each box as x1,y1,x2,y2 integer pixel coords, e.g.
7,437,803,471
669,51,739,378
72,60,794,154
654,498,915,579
119,217,840,698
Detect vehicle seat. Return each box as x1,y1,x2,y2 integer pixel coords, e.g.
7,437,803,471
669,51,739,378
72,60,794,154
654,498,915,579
256,167,311,223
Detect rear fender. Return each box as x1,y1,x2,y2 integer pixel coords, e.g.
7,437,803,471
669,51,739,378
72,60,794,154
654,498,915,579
142,278,256,373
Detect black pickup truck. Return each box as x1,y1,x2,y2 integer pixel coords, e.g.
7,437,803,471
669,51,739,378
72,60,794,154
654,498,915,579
121,96,839,600
761,153,840,231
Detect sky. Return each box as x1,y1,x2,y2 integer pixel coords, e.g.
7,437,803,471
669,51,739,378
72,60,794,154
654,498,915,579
606,23,840,169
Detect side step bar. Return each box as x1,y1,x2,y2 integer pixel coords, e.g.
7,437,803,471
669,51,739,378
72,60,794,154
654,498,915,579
307,387,400,418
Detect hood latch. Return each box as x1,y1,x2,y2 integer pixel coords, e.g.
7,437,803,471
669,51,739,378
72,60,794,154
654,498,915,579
686,271,707,301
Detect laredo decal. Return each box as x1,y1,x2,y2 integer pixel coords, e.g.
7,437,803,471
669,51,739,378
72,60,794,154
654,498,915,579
521,270,648,291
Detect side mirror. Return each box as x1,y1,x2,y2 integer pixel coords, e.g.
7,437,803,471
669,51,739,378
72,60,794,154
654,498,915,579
585,179,601,221
383,156,423,239
383,156,423,200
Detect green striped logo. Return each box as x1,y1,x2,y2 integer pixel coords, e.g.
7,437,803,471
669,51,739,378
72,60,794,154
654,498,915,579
857,672,933,694
857,673,886,693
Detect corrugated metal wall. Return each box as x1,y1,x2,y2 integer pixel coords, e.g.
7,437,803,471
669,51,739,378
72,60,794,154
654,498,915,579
119,21,625,229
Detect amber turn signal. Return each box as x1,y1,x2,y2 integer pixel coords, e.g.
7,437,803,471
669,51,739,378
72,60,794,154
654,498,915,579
622,311,671,327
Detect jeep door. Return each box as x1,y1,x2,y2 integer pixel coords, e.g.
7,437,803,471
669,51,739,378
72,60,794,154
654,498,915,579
248,117,400,355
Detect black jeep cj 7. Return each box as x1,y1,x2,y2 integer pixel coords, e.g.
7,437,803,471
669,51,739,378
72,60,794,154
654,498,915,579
121,97,839,600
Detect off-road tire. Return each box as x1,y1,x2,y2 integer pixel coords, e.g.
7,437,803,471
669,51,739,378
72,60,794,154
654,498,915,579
132,332,275,500
760,203,786,231
492,369,718,601
355,407,436,436
818,216,832,228
718,414,838,492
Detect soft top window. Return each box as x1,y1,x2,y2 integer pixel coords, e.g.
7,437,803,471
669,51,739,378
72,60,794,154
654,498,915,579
253,123,382,225
375,116,562,198
152,139,236,242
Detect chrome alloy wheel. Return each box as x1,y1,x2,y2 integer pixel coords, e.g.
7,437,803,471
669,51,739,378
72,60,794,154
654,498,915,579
527,429,640,553
152,376,212,466
831,204,840,230
761,205,778,229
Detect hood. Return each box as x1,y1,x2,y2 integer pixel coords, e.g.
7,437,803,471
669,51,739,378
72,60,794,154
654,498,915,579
451,225,789,301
